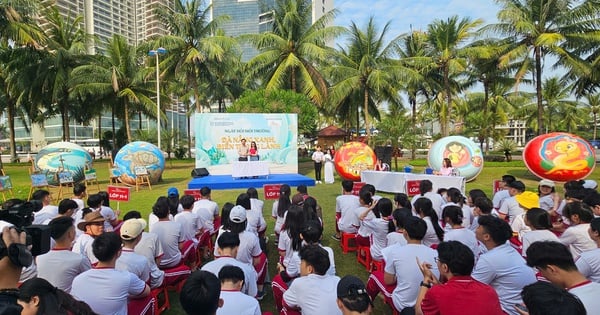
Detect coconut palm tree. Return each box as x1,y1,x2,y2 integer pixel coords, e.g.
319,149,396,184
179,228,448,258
426,15,483,136
0,0,43,45
581,94,600,140
328,17,415,142
71,35,156,143
244,0,344,106
485,0,600,135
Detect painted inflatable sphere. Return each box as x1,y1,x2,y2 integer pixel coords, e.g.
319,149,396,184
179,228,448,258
523,132,595,182
334,142,377,181
113,141,165,185
35,142,93,185
427,136,484,182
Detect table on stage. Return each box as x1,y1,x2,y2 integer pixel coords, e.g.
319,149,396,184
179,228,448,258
360,170,466,194
232,161,269,178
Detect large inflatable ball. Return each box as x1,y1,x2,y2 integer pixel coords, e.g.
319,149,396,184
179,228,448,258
427,136,484,182
113,141,165,185
334,142,377,181
523,132,595,182
35,142,93,185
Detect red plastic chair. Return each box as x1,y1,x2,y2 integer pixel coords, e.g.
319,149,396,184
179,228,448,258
340,232,358,253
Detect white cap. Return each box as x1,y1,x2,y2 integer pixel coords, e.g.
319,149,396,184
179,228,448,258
229,205,247,223
120,218,147,240
583,179,598,190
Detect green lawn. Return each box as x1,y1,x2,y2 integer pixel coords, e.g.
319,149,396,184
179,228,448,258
4,157,592,314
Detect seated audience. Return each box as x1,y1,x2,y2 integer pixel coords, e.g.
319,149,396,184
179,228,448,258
521,208,559,256
180,270,223,315
18,278,96,315
72,210,105,264
559,201,595,259
217,266,262,315
576,217,600,282
336,275,373,315
519,281,586,315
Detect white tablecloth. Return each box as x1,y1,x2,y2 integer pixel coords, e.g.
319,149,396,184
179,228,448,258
232,161,269,178
360,170,465,194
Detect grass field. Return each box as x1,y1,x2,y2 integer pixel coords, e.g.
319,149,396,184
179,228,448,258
5,157,592,314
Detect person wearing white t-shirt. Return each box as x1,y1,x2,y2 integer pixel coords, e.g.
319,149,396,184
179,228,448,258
71,183,86,211
521,208,559,256
179,271,223,315
472,215,536,315
87,193,119,232
247,187,267,234
217,265,262,315
414,198,445,248
201,231,258,298
442,206,479,258
311,146,325,183
498,180,526,226
150,197,189,268
366,216,439,313
358,198,393,261
492,175,516,211
174,195,204,244
559,201,596,259
576,217,600,282
411,180,445,218
237,192,266,236
334,180,361,240
193,186,220,235
37,216,91,293
71,232,150,315
283,245,342,315
526,240,600,315
442,188,472,229
31,189,59,225
117,218,163,289
273,184,292,237
72,210,106,265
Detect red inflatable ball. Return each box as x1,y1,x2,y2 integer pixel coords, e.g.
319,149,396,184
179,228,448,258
333,142,377,181
523,132,595,182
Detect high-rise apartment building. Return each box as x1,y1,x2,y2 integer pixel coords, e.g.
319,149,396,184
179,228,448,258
210,0,334,61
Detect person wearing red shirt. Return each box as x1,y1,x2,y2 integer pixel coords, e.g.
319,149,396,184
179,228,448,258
415,241,504,315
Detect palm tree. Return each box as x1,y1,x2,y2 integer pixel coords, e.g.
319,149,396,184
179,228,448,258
26,7,89,141
154,0,238,157
71,35,156,143
328,17,415,142
426,15,483,136
486,0,600,135
581,94,600,140
541,77,577,133
0,0,43,45
244,0,344,106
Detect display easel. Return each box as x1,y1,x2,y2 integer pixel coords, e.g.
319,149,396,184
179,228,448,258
84,167,100,193
0,169,14,201
56,171,74,199
108,162,120,185
29,173,50,200
134,166,152,192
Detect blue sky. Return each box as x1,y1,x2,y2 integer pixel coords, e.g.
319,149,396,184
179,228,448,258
333,0,501,44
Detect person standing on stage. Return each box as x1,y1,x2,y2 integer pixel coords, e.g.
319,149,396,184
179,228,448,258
238,138,249,161
249,141,259,161
312,145,325,184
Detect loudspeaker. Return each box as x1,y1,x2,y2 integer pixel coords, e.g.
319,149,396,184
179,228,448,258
191,168,209,178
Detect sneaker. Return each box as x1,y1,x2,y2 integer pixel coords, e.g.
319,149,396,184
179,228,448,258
331,234,341,241
256,290,266,300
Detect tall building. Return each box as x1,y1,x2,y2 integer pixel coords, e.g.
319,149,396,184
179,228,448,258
210,0,334,61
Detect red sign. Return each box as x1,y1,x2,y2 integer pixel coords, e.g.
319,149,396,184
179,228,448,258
184,189,202,201
493,180,502,194
351,182,366,196
107,186,130,202
263,184,282,200
406,180,422,196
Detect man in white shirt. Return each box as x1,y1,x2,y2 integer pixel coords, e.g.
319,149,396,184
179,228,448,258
201,231,258,297
366,216,439,314
576,217,600,282
334,180,361,240
498,180,526,225
472,215,536,315
180,271,223,315
71,183,86,211
217,265,262,315
411,180,445,218
526,241,600,315
123,211,164,269
311,146,324,183
71,232,150,315
492,175,516,211
150,197,187,269
174,195,204,265
117,218,164,289
283,244,341,315
193,186,220,235
36,216,91,293
87,193,118,232
31,189,58,224
72,211,106,264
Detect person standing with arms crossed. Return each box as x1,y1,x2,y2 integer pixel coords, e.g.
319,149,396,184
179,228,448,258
312,146,325,184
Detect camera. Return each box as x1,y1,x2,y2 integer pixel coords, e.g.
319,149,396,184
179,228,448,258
0,199,51,257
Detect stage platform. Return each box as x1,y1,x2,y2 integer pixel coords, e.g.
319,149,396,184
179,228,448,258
187,174,316,190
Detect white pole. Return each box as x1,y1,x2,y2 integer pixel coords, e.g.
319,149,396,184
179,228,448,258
156,53,161,151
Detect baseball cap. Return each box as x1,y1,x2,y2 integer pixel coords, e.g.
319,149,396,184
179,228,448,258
167,187,179,197
515,191,539,210
229,205,247,223
539,179,555,188
583,180,598,190
507,180,526,191
120,218,147,240
337,275,368,298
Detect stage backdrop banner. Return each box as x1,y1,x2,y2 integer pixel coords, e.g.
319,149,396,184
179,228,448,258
194,113,298,175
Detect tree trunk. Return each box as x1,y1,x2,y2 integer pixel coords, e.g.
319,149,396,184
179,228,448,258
291,67,296,92
187,103,192,159
535,46,544,135
62,105,70,141
483,81,490,154
111,104,116,150
7,102,16,163
364,89,371,142
594,113,597,140
124,102,131,143
443,65,451,137
410,95,417,160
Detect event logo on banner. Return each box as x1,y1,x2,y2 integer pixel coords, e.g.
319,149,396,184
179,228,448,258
194,114,298,175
